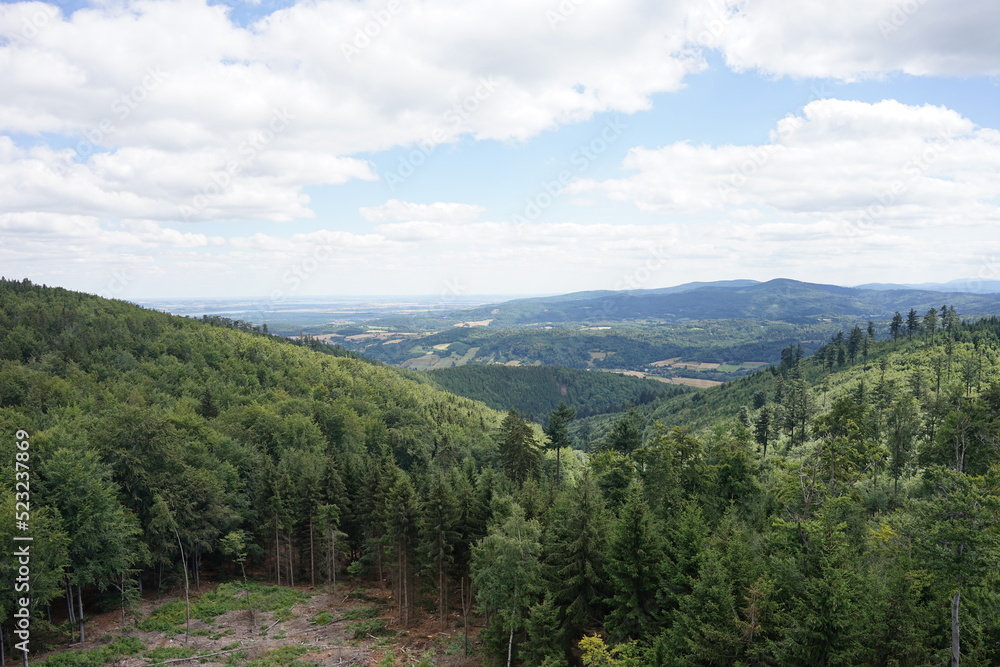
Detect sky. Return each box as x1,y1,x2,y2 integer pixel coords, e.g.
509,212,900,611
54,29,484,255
1,0,999,302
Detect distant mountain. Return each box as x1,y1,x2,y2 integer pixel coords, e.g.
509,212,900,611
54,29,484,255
856,279,1000,294
438,278,1000,326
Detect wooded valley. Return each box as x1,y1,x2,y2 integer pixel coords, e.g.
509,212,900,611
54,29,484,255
1,278,999,666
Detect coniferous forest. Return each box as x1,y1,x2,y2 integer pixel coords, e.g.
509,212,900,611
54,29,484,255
2,278,1000,666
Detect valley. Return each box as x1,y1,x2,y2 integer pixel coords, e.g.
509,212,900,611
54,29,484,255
3,278,1000,667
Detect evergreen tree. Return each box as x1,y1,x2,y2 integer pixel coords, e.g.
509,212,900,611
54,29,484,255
497,409,542,486
754,406,772,458
924,308,939,342
890,311,904,341
544,401,576,487
420,470,461,630
605,407,643,455
385,471,420,627
604,487,665,643
907,308,921,337
543,473,609,652
472,505,544,667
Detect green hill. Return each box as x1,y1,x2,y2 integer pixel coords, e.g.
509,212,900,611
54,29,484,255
4,278,1000,666
425,364,686,422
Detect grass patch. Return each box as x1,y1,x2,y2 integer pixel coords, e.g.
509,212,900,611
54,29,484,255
139,583,311,634
340,606,380,621
145,646,199,663
346,618,392,640
309,610,334,625
244,644,313,667
37,636,145,667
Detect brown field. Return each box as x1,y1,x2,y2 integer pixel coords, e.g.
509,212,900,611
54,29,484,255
663,376,724,388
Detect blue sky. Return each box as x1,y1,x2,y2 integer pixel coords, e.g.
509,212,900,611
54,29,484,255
1,0,999,300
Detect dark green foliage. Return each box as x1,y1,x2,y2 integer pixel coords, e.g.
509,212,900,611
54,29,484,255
5,279,1000,667
497,409,542,486
428,364,680,422
604,487,665,643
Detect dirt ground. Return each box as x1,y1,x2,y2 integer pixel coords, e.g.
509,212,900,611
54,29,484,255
33,582,484,667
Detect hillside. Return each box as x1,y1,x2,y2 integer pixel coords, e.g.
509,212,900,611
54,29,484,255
3,279,1000,667
425,364,687,423
293,279,1000,379
330,278,1000,329
0,278,513,664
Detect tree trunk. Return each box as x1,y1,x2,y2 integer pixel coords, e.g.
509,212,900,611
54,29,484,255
194,547,201,592
66,581,76,643
507,626,514,667
330,530,337,595
287,532,295,588
120,574,126,630
556,447,561,488
461,576,471,657
952,590,961,667
439,556,446,632
309,518,316,588
174,530,191,644
77,585,85,644
275,519,281,586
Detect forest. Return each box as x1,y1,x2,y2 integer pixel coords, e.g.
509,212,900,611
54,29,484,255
1,278,999,666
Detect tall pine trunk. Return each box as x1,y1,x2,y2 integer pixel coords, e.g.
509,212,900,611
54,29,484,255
77,585,85,644
275,519,281,586
952,590,961,667
66,581,76,643
309,518,316,588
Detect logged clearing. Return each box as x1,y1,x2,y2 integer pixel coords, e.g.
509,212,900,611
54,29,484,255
35,581,483,667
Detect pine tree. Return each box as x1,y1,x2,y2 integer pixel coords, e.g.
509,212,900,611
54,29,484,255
544,473,609,651
924,308,939,342
497,409,542,486
544,401,576,487
472,505,544,667
890,311,904,341
605,408,643,455
604,487,665,643
420,470,461,630
385,471,420,627
754,406,772,458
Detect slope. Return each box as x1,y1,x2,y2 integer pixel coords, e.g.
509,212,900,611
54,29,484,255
425,364,687,422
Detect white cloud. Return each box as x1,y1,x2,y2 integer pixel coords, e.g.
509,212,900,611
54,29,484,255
704,0,1000,80
570,99,1000,228
360,200,486,223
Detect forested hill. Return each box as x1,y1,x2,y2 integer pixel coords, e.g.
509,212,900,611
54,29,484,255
3,278,1000,666
380,278,1000,327
0,279,506,645
426,364,686,422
